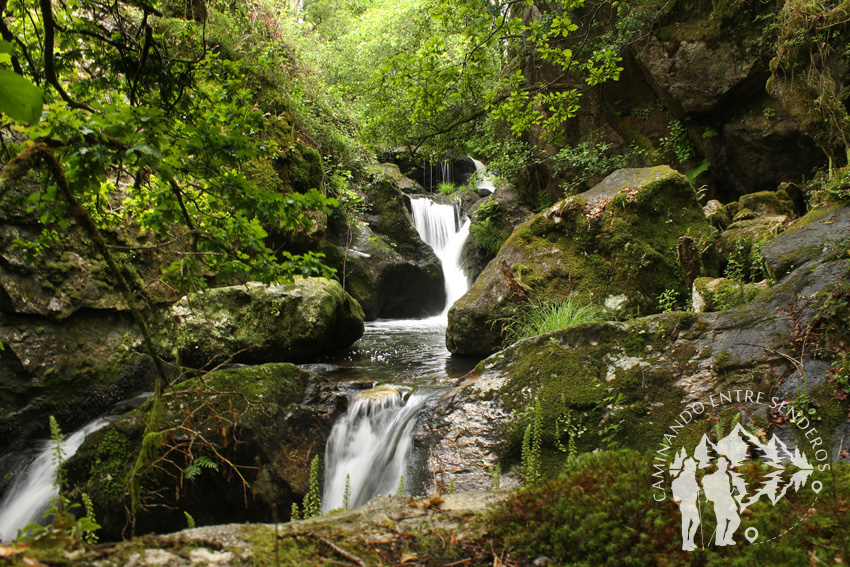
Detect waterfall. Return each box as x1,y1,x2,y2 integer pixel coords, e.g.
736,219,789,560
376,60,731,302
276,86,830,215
471,158,495,194
408,197,470,315
323,387,430,512
0,418,108,541
321,196,470,512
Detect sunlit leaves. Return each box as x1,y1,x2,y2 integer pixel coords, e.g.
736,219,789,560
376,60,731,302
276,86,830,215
0,39,43,124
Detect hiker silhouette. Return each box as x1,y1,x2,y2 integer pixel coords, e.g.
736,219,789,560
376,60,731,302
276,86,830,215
702,457,741,546
671,457,700,551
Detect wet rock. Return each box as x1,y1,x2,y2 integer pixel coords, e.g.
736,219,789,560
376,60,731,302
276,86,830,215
462,184,534,284
446,166,718,356
173,277,364,368
323,167,445,319
66,363,346,540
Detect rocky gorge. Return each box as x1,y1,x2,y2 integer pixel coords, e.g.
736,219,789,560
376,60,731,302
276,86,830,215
1,0,850,564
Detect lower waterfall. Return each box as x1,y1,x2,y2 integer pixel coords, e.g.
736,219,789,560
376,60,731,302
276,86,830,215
0,418,108,541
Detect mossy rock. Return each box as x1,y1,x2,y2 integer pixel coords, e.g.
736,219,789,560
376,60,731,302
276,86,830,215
704,200,731,231
173,277,364,368
739,190,795,217
762,205,850,280
692,276,766,312
718,215,788,283
65,363,344,539
446,166,718,356
0,309,169,452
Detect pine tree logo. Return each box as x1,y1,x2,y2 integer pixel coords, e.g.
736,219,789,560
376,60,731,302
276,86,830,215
668,423,822,550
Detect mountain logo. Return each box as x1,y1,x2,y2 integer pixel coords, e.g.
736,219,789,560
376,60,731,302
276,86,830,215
651,391,829,550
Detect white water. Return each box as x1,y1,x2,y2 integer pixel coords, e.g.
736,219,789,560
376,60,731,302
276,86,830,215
0,418,108,541
322,195,471,512
323,388,430,512
471,158,495,194
408,197,470,316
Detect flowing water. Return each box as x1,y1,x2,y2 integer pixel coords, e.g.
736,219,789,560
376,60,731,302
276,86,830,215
0,418,109,541
322,196,473,511
471,158,495,194
0,196,477,524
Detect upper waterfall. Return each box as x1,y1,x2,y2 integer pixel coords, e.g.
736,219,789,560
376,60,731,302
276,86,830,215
408,197,470,316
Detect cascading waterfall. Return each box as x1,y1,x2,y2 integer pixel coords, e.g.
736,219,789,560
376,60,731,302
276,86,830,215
322,194,471,512
408,197,470,315
323,387,430,512
471,158,495,194
0,418,108,541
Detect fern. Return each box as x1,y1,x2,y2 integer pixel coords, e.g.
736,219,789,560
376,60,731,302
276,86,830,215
183,455,220,482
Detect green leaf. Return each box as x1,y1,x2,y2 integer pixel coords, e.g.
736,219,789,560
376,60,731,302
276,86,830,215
0,39,13,54
0,68,43,124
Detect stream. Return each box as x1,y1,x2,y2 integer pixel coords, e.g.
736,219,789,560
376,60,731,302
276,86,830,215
0,192,477,536
322,196,476,511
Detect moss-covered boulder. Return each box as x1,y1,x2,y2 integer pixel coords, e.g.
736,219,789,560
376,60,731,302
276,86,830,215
446,166,718,356
761,205,850,280
692,276,767,312
66,363,345,539
462,184,534,284
173,277,364,368
425,249,850,492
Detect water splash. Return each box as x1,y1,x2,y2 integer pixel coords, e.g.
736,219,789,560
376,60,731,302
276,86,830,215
323,387,431,512
0,418,108,541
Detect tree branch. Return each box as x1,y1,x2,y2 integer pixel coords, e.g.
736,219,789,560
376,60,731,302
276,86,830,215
38,0,93,111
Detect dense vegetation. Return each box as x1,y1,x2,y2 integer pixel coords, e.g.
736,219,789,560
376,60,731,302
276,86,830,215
3,0,850,562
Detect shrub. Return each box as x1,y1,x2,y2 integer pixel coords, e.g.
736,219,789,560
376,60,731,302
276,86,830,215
469,217,509,256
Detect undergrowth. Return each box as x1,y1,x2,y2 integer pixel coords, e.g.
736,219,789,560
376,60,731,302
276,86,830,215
488,449,850,566
502,298,607,344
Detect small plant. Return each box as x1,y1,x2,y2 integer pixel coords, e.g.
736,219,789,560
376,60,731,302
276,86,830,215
553,137,627,194
490,463,501,490
302,455,322,519
183,455,219,481
343,474,351,511
469,217,510,256
657,288,680,312
521,401,542,487
437,182,457,195
555,409,587,461
659,119,694,164
397,474,405,495
762,106,777,119
184,511,196,529
448,478,456,493
501,297,606,344
290,502,301,521
702,127,718,139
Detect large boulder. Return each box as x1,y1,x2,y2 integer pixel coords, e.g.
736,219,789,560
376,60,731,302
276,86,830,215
424,206,850,492
321,167,446,320
639,37,758,114
173,277,364,369
0,310,165,453
446,166,718,356
66,363,346,539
